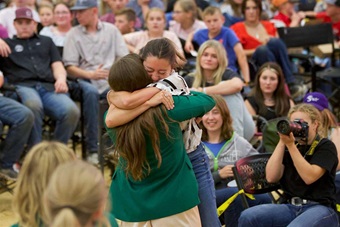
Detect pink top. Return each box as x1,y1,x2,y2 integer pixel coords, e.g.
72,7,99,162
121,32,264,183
123,30,184,54
169,19,206,40
230,21,277,50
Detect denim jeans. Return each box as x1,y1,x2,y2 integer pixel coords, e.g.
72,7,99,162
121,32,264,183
216,187,272,227
69,80,100,152
16,84,79,147
0,96,34,168
188,143,221,227
252,38,295,84
238,203,339,227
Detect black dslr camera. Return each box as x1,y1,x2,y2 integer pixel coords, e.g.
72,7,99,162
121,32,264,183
276,119,309,139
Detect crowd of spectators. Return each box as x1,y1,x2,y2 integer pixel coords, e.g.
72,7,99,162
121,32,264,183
0,0,340,225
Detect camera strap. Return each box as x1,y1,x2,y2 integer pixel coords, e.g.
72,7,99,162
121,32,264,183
304,134,321,157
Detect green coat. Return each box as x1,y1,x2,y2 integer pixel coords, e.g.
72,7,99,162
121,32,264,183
106,91,215,222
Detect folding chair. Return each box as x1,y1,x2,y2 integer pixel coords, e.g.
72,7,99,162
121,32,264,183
232,153,283,209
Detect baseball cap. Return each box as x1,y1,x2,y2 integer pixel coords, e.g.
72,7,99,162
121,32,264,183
272,0,299,7
70,0,98,10
14,7,35,21
324,0,340,6
303,92,329,111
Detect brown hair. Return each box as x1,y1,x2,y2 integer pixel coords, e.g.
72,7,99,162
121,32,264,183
140,38,186,71
241,0,262,16
200,95,233,141
202,6,223,19
108,53,169,181
115,7,136,22
250,62,291,117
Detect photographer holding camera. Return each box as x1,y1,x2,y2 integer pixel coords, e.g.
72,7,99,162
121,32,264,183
238,103,339,227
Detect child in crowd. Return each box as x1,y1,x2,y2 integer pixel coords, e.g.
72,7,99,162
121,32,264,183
185,6,250,84
44,160,118,227
12,141,76,227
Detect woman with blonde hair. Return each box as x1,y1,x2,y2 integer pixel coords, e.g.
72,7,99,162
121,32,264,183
239,103,339,226
185,40,255,141
12,141,76,227
44,160,117,227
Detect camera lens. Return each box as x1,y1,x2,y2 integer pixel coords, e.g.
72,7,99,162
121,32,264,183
277,119,291,135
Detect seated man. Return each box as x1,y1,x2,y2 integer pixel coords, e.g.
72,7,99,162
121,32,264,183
0,74,34,180
63,0,128,164
0,7,80,149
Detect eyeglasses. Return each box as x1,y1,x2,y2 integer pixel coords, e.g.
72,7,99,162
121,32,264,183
55,11,69,16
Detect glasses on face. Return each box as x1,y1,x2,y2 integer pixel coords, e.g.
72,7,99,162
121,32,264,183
55,11,69,16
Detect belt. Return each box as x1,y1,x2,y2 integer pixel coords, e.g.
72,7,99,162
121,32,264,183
289,197,319,206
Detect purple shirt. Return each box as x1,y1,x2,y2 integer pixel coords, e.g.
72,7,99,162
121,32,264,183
0,24,8,38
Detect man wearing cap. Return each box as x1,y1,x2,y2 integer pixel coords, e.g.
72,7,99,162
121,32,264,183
0,0,40,38
0,7,80,148
272,0,306,27
63,0,128,164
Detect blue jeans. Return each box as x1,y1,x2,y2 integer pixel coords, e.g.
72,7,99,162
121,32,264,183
238,203,339,227
252,38,295,84
216,187,272,227
188,143,221,227
69,80,100,152
16,84,79,147
0,96,34,168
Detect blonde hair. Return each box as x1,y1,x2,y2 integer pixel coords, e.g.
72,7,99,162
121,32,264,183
191,40,228,88
12,141,76,227
174,0,202,21
44,160,110,227
288,103,322,134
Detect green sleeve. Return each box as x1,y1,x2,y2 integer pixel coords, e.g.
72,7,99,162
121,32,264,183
104,111,116,143
167,91,215,122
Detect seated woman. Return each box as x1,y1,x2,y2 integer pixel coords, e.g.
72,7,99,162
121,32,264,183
39,3,73,55
230,0,306,98
245,62,294,129
185,40,255,141
200,94,271,227
44,160,117,227
239,103,339,226
123,7,184,55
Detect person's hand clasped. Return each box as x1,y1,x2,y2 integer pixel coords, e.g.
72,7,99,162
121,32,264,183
219,165,234,179
91,64,109,80
54,79,68,93
148,90,174,110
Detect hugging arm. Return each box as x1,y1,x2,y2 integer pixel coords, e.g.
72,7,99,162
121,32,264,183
105,90,174,128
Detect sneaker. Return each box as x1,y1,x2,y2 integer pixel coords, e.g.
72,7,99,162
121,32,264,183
289,83,308,102
87,153,99,165
0,167,18,181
